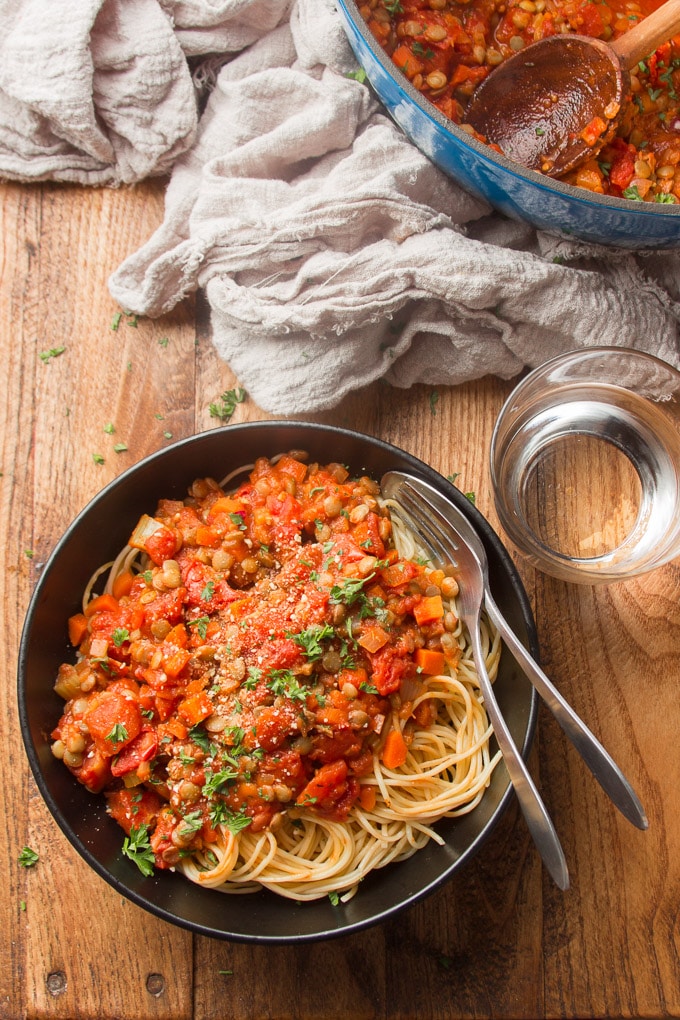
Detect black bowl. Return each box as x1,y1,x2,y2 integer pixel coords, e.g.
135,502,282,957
18,422,538,943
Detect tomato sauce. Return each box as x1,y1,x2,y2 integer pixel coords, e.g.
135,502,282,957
360,0,680,202
51,455,458,872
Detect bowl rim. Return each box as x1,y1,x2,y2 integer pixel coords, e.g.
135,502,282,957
18,421,539,942
337,0,680,219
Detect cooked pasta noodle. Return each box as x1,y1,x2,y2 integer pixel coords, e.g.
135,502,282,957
51,453,501,902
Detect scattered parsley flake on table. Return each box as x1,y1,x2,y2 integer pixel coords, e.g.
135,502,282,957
39,346,66,363
18,846,39,868
113,443,128,454
93,453,105,465
103,423,115,434
209,387,247,422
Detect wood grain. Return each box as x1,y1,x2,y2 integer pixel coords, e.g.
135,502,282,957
2,178,679,1020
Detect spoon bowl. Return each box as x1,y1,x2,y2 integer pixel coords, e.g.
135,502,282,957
465,0,680,176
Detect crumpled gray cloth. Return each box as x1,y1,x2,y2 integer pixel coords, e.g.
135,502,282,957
2,0,679,411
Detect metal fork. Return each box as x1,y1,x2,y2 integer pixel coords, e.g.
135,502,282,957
382,470,649,840
382,470,570,889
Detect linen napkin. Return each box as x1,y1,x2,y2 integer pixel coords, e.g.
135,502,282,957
2,0,679,412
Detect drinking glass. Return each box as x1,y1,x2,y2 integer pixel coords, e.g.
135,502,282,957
490,347,680,583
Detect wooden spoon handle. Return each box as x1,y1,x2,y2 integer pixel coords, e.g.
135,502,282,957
611,0,680,68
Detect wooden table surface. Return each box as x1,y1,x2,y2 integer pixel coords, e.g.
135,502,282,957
2,178,679,1020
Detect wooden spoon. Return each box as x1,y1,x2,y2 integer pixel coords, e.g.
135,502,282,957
465,0,680,176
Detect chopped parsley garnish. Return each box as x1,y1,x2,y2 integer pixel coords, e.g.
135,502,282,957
105,723,128,744
204,767,239,798
188,724,216,754
287,623,335,660
188,615,210,640
359,681,379,695
229,512,246,531
623,185,644,201
266,669,309,703
18,846,39,868
243,666,263,690
112,627,130,647
210,802,252,834
328,891,340,905
121,824,155,877
177,811,204,836
201,580,216,601
329,575,373,607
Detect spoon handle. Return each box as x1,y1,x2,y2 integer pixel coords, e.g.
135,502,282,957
464,608,570,890
611,0,680,68
483,592,649,830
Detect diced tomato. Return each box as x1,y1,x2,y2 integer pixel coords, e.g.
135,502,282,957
144,524,180,566
150,807,176,867
609,150,636,190
380,561,419,588
369,645,413,696
73,745,111,793
110,729,159,777
297,759,348,806
106,786,164,834
255,701,301,751
84,691,142,756
142,588,186,630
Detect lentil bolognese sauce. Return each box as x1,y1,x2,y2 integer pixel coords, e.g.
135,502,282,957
51,453,501,901
360,0,680,202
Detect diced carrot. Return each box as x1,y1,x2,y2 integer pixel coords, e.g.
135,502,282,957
315,706,348,728
358,785,377,811
413,594,444,627
381,728,408,769
84,593,120,618
161,646,191,679
165,623,188,647
195,525,222,548
275,454,308,484
206,496,244,520
357,624,390,653
68,612,88,646
414,648,446,676
177,690,213,726
337,667,368,691
159,718,188,741
154,694,178,721
392,44,424,79
112,570,134,600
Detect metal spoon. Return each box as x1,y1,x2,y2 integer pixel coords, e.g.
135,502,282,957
465,0,680,176
382,470,649,833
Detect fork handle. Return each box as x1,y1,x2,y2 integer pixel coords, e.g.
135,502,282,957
484,593,648,830
466,619,570,890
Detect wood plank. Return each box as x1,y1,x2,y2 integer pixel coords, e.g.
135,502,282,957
1,180,195,1020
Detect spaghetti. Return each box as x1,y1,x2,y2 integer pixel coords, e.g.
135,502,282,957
50,453,501,901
